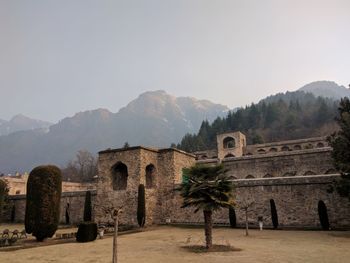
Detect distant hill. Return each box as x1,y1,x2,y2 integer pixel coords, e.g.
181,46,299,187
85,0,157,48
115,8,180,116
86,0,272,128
0,91,228,173
0,114,52,136
299,81,350,99
177,83,341,152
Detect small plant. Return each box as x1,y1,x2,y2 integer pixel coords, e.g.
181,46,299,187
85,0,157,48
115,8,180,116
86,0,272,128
76,222,97,242
137,184,146,227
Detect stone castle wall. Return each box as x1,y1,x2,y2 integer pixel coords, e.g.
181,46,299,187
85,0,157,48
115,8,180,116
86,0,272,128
168,175,350,229
5,190,96,224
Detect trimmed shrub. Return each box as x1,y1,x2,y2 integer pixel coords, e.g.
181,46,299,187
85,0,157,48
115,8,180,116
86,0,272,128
25,165,62,241
83,191,92,222
318,200,330,230
229,207,237,228
76,222,97,242
270,199,279,229
137,184,146,227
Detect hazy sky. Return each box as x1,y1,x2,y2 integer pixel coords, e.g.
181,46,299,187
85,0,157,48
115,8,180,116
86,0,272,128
1,0,350,122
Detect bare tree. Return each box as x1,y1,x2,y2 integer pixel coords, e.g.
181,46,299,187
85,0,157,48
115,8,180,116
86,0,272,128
62,150,97,182
96,201,123,263
239,199,255,236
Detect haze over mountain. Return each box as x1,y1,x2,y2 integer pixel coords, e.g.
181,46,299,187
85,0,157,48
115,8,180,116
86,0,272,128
0,90,228,173
298,81,350,100
0,114,52,136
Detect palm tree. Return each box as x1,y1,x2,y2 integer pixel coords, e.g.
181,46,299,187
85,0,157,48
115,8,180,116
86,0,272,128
177,164,235,249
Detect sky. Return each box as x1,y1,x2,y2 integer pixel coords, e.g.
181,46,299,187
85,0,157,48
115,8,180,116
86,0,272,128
1,0,350,123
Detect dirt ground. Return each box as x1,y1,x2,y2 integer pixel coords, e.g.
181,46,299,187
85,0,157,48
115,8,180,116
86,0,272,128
0,225,349,263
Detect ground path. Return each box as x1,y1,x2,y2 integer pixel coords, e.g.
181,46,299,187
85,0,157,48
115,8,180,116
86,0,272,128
1,226,349,263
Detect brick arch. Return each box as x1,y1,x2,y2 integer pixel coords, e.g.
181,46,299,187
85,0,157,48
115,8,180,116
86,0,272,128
293,145,302,150
111,162,128,190
263,173,273,178
245,175,255,179
257,149,266,154
224,153,235,158
304,170,316,176
269,148,277,153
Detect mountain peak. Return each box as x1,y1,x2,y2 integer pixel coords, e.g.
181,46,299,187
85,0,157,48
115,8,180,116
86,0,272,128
299,81,350,99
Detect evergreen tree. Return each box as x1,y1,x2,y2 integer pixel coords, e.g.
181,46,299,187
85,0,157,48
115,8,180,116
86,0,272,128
137,184,146,227
83,191,92,221
327,97,350,200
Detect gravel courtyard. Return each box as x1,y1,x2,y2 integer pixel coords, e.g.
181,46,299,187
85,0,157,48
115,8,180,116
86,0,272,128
1,226,349,263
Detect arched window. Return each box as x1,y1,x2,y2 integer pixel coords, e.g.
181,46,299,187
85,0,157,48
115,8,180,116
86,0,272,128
146,164,156,189
245,175,255,179
281,146,290,151
283,172,296,177
224,153,235,158
111,162,128,190
304,143,314,149
263,174,273,178
223,137,235,149
257,149,266,154
269,148,277,153
293,145,302,150
317,142,325,148
325,169,337,174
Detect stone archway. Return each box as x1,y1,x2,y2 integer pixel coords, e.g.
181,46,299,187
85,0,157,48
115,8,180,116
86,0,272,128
111,162,128,190
318,200,330,230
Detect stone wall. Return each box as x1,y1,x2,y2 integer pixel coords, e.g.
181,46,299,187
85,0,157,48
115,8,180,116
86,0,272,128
168,175,350,229
95,146,195,226
4,190,96,224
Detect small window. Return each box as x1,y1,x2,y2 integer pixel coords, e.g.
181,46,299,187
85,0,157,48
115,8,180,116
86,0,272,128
281,146,290,151
269,148,277,153
317,142,325,148
293,145,302,150
146,164,156,189
245,175,255,179
257,149,266,154
15,190,21,195
223,137,235,149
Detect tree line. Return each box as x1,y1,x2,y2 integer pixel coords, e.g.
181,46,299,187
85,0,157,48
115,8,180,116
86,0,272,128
175,91,339,152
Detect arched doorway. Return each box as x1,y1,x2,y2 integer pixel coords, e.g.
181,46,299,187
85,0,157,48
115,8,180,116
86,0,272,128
318,201,330,230
270,199,279,229
111,162,128,190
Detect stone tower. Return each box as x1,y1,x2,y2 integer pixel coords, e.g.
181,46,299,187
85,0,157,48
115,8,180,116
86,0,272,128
216,131,246,161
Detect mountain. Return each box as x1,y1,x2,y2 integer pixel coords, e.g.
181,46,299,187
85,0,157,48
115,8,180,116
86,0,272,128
177,86,340,152
299,81,350,99
0,114,52,136
0,91,228,173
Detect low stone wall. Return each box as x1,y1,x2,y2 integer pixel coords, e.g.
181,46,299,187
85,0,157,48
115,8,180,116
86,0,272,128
4,190,96,225
168,175,350,229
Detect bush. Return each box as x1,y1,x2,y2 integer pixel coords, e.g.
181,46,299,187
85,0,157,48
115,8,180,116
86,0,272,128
137,184,146,227
229,207,236,228
83,191,92,221
25,165,62,241
76,222,97,242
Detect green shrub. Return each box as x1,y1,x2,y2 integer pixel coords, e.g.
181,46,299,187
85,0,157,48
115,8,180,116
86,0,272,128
137,184,146,227
76,222,97,242
25,165,62,241
229,207,236,228
83,191,92,222
270,199,279,229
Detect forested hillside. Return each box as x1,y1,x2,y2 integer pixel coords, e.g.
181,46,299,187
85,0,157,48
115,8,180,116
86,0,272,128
176,91,340,152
